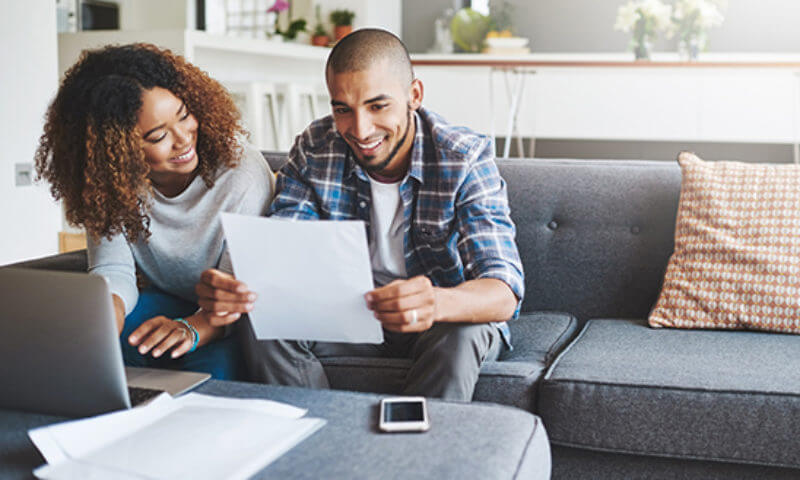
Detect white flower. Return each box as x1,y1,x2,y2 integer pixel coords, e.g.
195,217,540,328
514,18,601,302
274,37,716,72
673,0,726,33
614,3,640,32
614,0,673,34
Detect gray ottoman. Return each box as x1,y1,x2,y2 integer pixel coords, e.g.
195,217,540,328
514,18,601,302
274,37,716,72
1,380,551,479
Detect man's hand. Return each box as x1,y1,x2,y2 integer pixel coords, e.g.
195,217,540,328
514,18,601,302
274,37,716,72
128,316,195,359
365,276,437,333
195,269,256,327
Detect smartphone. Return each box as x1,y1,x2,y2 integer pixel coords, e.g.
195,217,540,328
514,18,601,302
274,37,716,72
379,397,430,433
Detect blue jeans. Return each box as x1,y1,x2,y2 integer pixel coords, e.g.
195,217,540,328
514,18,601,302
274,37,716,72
120,288,245,380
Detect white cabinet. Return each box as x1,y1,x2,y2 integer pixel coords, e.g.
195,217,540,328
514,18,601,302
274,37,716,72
697,70,798,143
413,54,800,159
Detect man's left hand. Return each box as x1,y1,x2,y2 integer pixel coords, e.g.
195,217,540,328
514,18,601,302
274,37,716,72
365,276,437,333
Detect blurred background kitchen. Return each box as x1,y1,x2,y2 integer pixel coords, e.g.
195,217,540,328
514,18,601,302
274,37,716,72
2,0,799,263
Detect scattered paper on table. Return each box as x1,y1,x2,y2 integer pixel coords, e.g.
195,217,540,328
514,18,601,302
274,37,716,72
29,393,324,480
222,213,384,343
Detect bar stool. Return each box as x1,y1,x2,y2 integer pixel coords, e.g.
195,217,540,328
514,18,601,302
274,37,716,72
224,81,286,151
279,83,325,141
489,68,537,158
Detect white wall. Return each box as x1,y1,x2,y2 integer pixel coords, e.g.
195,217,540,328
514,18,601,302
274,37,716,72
316,0,402,37
118,0,193,30
0,0,62,264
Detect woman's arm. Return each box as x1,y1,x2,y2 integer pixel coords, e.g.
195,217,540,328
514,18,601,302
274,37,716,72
88,234,139,327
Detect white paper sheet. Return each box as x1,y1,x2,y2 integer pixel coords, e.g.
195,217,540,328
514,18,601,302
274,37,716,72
221,213,384,343
29,393,324,480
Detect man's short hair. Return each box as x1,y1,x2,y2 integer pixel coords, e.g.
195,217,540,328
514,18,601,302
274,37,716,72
325,28,414,85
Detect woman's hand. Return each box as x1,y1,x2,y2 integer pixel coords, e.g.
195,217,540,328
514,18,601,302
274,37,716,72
196,268,256,326
128,316,196,359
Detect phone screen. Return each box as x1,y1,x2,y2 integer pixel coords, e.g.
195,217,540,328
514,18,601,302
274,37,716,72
384,401,424,422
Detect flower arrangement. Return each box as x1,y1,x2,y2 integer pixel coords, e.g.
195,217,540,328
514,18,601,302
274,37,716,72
672,0,726,60
266,0,288,38
267,0,289,14
266,0,306,41
614,0,673,60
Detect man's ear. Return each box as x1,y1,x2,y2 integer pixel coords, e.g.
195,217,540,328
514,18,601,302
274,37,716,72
408,78,423,110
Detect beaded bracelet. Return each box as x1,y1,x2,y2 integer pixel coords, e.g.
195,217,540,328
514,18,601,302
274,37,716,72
173,318,199,353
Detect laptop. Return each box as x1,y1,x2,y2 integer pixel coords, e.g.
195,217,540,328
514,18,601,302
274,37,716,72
0,268,210,417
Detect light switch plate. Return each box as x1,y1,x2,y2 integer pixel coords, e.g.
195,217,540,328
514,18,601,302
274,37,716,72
15,163,33,187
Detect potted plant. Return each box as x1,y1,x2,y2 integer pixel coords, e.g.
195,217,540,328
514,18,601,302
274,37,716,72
329,9,355,41
277,18,307,41
310,5,330,46
311,23,330,46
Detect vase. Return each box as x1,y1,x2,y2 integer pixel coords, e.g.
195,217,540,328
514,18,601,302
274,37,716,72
265,12,278,38
334,25,353,41
311,35,330,47
678,34,701,61
633,39,653,61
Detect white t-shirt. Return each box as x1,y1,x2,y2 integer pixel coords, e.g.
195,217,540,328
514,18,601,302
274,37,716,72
368,177,407,287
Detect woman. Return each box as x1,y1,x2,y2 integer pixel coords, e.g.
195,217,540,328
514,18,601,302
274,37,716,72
35,43,273,380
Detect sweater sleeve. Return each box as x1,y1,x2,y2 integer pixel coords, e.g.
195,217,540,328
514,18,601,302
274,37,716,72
87,233,139,316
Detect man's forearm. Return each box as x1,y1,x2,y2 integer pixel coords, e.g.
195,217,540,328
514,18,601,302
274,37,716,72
433,278,518,324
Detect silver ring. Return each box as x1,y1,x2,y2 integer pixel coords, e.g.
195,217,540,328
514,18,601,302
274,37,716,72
410,309,418,325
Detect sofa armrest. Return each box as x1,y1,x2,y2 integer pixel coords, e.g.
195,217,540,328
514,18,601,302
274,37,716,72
4,250,88,272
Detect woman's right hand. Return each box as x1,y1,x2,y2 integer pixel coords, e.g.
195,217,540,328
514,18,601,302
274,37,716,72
128,316,195,359
195,269,256,326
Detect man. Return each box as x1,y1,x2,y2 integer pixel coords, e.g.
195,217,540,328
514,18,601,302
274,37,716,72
196,29,523,401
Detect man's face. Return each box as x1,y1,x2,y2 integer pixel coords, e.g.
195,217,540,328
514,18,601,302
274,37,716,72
327,61,423,177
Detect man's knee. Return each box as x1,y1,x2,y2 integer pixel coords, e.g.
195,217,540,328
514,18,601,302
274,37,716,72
415,323,496,366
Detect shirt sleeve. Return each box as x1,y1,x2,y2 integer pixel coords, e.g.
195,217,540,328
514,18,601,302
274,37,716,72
268,137,323,220
87,233,139,316
454,139,525,318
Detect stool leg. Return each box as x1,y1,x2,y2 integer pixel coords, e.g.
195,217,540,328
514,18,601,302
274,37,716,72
265,92,280,151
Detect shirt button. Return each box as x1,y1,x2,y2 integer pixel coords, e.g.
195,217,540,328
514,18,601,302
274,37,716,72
547,220,558,230
359,201,367,208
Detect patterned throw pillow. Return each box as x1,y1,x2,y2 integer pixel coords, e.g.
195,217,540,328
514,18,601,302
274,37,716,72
649,152,800,333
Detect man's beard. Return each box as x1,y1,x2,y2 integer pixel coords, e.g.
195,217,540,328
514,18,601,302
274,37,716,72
352,108,412,174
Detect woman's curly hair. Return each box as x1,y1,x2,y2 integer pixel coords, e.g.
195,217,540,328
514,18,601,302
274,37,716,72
35,43,246,242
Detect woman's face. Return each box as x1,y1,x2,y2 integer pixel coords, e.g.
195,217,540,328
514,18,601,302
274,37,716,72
136,87,199,194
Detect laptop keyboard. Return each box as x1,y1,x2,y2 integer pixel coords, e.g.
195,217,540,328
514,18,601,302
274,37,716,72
128,386,165,406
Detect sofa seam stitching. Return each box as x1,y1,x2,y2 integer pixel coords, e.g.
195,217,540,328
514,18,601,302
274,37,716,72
550,439,799,470
512,418,542,479
541,378,800,398
544,314,578,366
542,320,593,381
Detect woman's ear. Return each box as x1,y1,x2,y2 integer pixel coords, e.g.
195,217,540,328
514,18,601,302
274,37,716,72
408,78,424,110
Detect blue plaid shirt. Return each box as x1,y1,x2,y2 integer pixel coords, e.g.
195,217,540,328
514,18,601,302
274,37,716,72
268,107,524,345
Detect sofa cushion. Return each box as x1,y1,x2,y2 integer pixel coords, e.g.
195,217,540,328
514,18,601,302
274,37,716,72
539,319,800,468
650,152,800,333
497,159,681,325
322,311,577,412
3,249,87,271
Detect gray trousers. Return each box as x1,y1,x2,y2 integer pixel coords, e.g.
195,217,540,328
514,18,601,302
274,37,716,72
240,320,504,402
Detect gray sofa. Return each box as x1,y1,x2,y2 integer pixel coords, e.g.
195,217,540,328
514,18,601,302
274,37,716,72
10,156,800,479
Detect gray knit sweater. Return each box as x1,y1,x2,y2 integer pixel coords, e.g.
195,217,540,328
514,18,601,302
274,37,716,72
88,143,274,315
